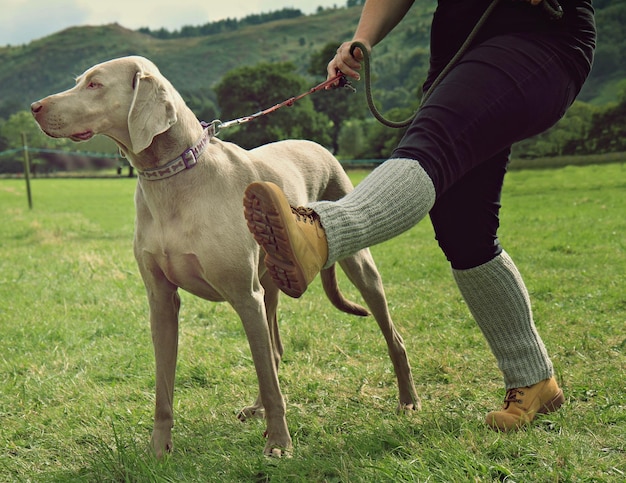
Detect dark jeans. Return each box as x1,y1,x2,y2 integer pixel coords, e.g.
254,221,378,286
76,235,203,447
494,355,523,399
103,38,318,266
392,32,594,269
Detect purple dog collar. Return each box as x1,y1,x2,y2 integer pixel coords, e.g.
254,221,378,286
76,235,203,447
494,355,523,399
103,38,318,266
137,122,214,181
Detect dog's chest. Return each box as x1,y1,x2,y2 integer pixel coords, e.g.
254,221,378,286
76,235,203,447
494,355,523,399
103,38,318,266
135,190,251,302
137,219,224,300
154,250,224,301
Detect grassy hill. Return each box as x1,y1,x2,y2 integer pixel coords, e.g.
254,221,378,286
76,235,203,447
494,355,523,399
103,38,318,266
0,1,624,122
0,6,372,119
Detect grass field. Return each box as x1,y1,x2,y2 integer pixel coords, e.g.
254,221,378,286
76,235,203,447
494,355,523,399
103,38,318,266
0,163,624,482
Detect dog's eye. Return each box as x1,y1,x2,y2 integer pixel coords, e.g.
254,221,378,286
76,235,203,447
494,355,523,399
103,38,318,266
87,81,103,89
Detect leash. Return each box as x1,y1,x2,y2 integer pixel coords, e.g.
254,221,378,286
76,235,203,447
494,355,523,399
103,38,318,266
352,0,563,129
211,72,354,135
211,0,563,133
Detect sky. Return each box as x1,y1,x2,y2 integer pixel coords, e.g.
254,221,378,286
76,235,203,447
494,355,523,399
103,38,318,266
1,0,344,46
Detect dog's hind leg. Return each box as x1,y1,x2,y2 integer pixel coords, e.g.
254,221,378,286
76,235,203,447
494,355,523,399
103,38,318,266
339,250,421,412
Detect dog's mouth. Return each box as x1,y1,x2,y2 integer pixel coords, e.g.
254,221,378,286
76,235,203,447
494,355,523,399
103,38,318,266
70,130,94,141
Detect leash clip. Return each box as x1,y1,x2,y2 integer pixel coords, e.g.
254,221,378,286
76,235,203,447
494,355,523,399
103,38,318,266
208,119,224,136
338,75,357,93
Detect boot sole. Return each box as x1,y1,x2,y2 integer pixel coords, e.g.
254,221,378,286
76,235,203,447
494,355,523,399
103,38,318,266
243,183,308,298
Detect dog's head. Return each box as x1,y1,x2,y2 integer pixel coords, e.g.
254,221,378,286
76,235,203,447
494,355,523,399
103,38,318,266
31,55,179,154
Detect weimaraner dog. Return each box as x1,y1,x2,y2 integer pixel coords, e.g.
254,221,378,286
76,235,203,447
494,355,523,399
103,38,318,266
31,56,419,457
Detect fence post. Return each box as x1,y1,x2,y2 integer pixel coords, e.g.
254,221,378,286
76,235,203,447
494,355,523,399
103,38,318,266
21,132,33,209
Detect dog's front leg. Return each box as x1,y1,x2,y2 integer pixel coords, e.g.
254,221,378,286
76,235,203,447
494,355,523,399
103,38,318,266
238,275,283,421
144,274,181,458
234,292,292,457
150,289,180,457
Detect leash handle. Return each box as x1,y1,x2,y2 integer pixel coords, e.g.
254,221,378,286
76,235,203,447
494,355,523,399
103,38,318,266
350,0,503,129
350,40,417,129
349,42,364,61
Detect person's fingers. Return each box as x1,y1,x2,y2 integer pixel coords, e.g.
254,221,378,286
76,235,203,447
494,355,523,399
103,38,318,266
326,41,363,86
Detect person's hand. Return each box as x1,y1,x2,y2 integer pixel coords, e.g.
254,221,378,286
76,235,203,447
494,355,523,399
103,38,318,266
524,0,543,5
325,39,372,88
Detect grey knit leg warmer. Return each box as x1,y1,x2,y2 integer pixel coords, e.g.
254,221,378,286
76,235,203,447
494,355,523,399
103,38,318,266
452,250,553,389
308,158,436,267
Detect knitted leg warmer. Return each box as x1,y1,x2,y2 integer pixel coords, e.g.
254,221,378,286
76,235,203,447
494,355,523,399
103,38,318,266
309,158,436,267
452,250,553,389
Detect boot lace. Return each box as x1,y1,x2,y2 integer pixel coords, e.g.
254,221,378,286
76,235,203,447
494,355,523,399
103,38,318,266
291,206,319,225
502,388,525,409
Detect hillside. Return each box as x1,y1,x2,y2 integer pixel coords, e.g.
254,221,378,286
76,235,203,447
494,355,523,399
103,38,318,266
0,6,371,119
0,1,624,122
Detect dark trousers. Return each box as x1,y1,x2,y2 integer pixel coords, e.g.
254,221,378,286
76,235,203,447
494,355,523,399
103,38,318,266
392,32,594,269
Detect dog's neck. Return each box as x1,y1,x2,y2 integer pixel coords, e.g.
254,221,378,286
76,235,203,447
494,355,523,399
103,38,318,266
123,107,206,173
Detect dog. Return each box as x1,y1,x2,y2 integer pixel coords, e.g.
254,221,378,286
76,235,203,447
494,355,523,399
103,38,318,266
31,56,419,457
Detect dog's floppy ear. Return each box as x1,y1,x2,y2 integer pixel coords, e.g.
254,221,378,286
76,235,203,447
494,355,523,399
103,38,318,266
128,71,177,153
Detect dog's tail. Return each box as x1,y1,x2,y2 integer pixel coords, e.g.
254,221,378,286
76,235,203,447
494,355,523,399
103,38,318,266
320,266,369,317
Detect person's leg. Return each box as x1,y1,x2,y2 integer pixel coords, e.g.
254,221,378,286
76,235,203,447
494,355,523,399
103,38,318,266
452,251,564,431
430,151,562,431
452,255,554,390
244,32,590,297
393,33,586,195
310,159,435,268
428,148,509,271
244,159,435,297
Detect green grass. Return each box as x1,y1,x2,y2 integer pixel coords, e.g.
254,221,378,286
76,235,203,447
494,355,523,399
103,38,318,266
0,164,624,482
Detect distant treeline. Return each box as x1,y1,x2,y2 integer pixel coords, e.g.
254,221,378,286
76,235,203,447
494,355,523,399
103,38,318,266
135,1,368,40
136,8,306,39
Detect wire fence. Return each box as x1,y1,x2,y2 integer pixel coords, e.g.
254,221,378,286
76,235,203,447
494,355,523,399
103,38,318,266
0,146,124,176
0,147,119,158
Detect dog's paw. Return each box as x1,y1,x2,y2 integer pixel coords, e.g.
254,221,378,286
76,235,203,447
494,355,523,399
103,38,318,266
397,399,421,414
237,405,266,422
264,442,293,458
150,430,173,459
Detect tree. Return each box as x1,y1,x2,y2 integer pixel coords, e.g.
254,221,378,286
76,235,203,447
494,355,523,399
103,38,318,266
337,121,367,159
214,62,331,149
0,118,7,153
180,89,219,124
587,96,626,154
556,101,597,155
0,110,62,173
0,111,54,150
592,44,621,78
616,79,626,104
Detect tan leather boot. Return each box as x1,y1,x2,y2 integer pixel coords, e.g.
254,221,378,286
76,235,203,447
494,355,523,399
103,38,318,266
244,182,328,298
486,377,564,431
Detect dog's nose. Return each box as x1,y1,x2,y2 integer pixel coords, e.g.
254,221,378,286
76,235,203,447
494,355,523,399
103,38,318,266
31,101,43,114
